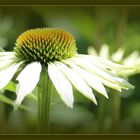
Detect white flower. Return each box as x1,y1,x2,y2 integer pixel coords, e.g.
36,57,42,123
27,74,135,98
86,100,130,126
0,28,134,108
88,44,140,76
0,52,134,108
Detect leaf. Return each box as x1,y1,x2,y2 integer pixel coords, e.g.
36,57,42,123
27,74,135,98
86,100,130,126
0,93,35,112
4,81,16,92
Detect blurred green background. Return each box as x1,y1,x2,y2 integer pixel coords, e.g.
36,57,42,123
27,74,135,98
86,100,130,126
0,6,140,134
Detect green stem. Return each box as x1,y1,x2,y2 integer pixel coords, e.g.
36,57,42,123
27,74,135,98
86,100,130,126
110,92,121,133
115,7,128,48
97,96,106,133
38,66,52,134
110,7,128,133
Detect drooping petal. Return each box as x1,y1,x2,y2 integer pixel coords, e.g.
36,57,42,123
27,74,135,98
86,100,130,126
55,62,97,105
99,78,122,92
70,57,122,91
0,55,15,61
64,60,108,98
0,52,15,56
83,55,135,76
76,54,133,71
15,62,42,105
0,59,15,70
0,52,17,70
48,63,74,108
0,63,21,90
71,56,134,90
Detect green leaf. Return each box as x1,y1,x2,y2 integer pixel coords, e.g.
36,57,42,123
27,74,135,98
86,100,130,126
4,81,16,92
0,93,34,112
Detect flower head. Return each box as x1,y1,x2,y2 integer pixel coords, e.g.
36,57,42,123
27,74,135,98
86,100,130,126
0,28,134,108
14,28,77,63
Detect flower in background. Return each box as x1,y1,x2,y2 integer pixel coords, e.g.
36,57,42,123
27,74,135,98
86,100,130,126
88,44,140,76
0,28,134,108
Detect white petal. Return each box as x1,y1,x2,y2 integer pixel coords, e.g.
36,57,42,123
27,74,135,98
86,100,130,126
111,48,125,62
72,57,122,91
55,62,97,105
71,57,117,82
87,46,98,56
99,44,110,58
0,59,15,70
48,63,74,108
64,60,108,98
0,52,14,56
0,55,15,61
123,51,139,66
15,62,42,105
71,56,133,90
0,53,17,70
0,63,21,90
76,54,133,71
99,79,122,92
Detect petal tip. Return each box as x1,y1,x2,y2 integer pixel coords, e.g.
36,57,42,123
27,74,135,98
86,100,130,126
92,98,97,105
94,101,98,106
13,101,19,111
104,94,109,99
14,99,21,106
69,104,73,108
65,102,73,109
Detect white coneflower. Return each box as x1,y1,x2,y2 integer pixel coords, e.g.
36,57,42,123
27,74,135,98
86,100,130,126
88,44,140,76
0,28,135,133
0,28,134,108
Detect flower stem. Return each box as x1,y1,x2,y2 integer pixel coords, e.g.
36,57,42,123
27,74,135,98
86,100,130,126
110,7,128,133
38,65,52,134
97,96,107,133
110,92,121,133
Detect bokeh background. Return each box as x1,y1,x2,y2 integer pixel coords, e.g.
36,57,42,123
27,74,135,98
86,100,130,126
0,6,140,134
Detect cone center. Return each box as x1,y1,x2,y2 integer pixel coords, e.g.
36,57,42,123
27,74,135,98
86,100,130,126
14,28,77,63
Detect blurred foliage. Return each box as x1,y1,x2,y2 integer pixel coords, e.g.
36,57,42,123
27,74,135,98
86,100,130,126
0,6,140,134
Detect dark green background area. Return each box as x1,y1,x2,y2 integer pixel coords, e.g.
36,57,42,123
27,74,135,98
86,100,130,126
0,6,140,135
